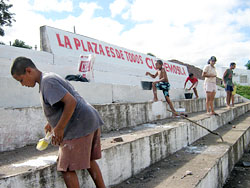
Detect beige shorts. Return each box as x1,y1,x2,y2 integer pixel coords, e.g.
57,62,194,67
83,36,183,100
57,128,102,172
204,82,216,92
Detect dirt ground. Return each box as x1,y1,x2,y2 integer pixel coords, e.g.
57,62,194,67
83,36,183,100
223,146,250,188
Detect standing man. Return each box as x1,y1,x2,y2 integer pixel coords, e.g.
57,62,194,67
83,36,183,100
223,62,236,108
184,73,199,99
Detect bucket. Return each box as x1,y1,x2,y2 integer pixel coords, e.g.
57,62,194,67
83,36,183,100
184,93,193,99
141,81,153,90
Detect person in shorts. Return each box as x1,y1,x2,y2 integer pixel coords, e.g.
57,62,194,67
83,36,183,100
223,62,236,108
146,59,177,116
11,57,106,188
184,73,199,98
202,56,218,115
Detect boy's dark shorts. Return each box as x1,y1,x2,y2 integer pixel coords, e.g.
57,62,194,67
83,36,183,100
156,82,170,97
225,85,233,92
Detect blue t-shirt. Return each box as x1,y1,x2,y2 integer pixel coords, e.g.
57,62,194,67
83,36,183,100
39,72,104,140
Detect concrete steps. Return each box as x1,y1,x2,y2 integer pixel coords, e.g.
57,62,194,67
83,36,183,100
0,96,244,152
113,110,250,188
0,102,249,188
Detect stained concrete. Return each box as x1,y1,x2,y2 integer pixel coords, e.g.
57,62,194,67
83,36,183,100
113,111,250,188
0,102,249,188
0,96,243,152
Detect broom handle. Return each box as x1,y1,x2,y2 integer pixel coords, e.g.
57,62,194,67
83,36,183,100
166,109,224,142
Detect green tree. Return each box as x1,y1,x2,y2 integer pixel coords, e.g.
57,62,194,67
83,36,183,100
12,39,32,49
245,60,250,70
0,0,15,36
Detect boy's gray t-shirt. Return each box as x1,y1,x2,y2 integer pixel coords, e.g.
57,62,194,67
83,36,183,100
40,72,104,140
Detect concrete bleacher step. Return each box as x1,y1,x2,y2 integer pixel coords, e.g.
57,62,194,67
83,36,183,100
113,111,250,188
0,102,249,188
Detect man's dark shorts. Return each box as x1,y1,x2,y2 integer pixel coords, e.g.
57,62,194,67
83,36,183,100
225,85,233,92
156,82,170,97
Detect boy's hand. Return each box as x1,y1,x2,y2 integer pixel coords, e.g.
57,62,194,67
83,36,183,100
145,72,150,76
52,126,64,145
44,123,52,133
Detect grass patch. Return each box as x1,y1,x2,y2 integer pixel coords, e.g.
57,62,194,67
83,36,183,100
236,85,250,100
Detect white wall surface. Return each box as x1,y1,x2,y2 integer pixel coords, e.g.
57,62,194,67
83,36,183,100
0,45,227,108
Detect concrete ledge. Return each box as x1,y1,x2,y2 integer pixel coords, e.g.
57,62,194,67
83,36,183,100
0,102,249,188
0,97,244,152
114,111,250,188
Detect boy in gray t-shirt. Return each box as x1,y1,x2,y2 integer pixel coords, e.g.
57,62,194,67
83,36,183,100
11,57,105,188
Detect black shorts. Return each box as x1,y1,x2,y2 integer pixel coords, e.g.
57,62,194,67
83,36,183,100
225,85,233,92
156,82,170,97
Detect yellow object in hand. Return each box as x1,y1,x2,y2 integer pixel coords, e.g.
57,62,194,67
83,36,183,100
36,132,52,151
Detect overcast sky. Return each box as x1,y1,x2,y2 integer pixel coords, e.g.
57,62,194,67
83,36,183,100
1,0,250,69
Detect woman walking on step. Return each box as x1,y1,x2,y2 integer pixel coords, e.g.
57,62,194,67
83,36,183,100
202,56,218,115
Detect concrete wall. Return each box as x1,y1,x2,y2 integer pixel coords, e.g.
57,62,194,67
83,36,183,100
1,102,249,188
0,96,243,152
0,45,229,108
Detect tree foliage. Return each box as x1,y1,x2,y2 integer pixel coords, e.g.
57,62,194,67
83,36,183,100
0,0,15,36
12,39,32,49
245,60,250,70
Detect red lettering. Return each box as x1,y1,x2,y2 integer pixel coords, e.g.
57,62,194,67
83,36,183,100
110,47,115,58
115,49,121,59
152,59,156,70
92,42,99,54
80,40,88,52
139,55,143,64
182,67,186,75
124,51,129,61
87,41,94,53
56,34,64,47
164,63,169,72
105,46,111,57
145,57,153,69
64,36,72,49
120,50,125,60
74,38,80,50
129,53,133,62
99,44,105,56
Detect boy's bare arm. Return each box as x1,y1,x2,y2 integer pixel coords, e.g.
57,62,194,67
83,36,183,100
222,69,228,86
52,92,77,145
146,71,158,78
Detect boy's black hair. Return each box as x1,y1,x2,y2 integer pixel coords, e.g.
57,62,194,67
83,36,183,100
189,73,194,77
11,57,37,76
230,62,236,67
156,59,163,65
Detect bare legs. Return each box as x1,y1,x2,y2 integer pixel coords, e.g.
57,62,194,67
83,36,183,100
62,171,80,188
231,94,235,107
62,160,105,188
193,88,199,98
87,160,106,188
152,83,158,101
226,91,232,108
206,91,216,114
165,96,177,116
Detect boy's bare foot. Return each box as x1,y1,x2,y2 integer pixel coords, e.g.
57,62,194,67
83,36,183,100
211,112,219,116
226,105,231,109
153,98,158,102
